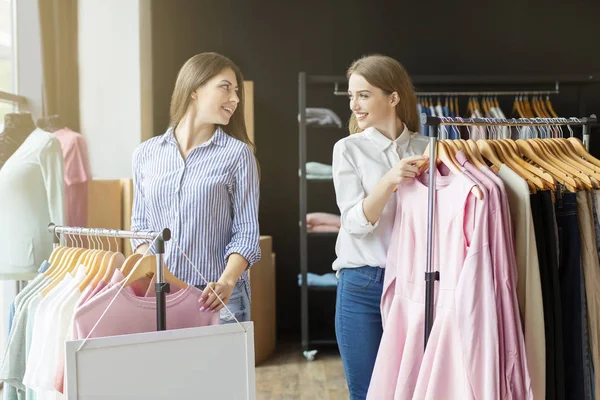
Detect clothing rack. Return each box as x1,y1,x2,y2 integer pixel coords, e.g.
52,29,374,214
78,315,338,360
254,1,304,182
47,223,172,331
419,114,598,350
415,90,559,97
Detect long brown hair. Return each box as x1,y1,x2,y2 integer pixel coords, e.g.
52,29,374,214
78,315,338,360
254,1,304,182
169,52,255,152
346,54,419,134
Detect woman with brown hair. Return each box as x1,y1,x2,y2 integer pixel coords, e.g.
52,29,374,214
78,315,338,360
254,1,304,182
332,54,428,399
130,52,260,324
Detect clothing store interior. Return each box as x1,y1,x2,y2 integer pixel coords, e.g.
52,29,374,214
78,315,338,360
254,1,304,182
1,1,600,399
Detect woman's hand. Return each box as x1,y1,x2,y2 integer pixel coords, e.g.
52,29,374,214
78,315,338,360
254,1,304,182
199,279,236,312
383,155,428,189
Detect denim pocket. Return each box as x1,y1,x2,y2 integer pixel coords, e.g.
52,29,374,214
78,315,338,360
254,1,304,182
342,268,372,291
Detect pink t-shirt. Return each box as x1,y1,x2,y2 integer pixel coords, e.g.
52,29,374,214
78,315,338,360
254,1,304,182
53,128,91,228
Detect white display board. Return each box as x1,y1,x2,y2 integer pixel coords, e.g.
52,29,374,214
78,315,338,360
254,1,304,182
65,322,256,399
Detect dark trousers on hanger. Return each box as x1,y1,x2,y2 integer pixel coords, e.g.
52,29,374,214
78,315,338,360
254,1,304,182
531,192,565,400
554,192,591,400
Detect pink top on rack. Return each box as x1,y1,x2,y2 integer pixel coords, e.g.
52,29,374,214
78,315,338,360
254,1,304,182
456,151,533,399
53,128,91,228
371,167,500,399
54,270,183,393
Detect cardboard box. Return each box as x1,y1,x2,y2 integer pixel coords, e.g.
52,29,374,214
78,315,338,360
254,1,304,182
250,236,276,365
121,178,134,256
87,179,123,250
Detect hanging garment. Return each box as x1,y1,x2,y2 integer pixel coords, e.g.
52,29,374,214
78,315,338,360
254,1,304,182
371,170,500,399
0,262,51,400
72,283,219,340
455,152,532,399
589,192,600,398
53,128,91,228
497,165,546,400
554,192,588,399
529,192,565,400
0,129,65,280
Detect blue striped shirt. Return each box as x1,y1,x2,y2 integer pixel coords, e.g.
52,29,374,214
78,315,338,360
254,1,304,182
130,126,261,289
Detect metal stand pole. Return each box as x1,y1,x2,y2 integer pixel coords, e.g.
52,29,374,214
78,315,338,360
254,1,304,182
424,122,440,351
582,114,596,151
154,229,171,331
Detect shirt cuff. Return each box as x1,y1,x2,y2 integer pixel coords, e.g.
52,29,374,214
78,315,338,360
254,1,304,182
345,200,379,234
225,246,262,269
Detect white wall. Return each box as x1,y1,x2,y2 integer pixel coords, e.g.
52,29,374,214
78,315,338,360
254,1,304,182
78,0,153,179
15,0,43,118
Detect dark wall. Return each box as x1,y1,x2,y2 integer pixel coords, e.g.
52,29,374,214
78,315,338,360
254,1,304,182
151,0,600,338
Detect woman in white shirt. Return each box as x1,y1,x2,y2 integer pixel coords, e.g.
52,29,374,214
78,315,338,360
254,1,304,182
332,54,428,399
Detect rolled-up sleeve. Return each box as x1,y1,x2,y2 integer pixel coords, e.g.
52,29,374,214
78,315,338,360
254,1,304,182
224,145,261,267
130,146,151,252
332,141,378,238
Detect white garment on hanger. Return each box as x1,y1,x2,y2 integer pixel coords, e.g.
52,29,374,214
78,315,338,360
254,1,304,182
0,129,65,279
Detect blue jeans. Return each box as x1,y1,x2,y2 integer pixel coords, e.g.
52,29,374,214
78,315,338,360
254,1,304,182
195,281,251,324
335,266,384,400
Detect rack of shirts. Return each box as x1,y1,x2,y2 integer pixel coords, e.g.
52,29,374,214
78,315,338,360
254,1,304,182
47,223,173,329
367,114,599,400
0,223,224,399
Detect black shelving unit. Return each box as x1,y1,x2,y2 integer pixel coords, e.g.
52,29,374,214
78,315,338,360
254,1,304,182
298,72,346,361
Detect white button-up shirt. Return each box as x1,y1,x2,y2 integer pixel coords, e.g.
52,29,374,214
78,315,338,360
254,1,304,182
332,124,428,271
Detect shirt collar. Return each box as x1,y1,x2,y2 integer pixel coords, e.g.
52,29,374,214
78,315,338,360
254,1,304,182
161,126,227,147
364,124,412,152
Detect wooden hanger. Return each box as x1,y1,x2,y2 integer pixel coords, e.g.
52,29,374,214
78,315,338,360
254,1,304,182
495,140,546,190
532,138,593,190
545,138,600,188
566,137,600,169
422,142,484,200
476,140,534,192
121,253,143,277
465,139,488,167
546,96,559,118
457,139,485,169
120,254,188,289
516,139,578,191
487,140,537,189
502,139,556,189
41,247,89,296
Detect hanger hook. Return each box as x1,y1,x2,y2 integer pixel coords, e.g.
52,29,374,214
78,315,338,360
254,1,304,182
114,230,119,253
565,118,575,138
55,229,62,246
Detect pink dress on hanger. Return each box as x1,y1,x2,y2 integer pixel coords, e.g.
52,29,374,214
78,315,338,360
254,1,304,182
370,170,500,400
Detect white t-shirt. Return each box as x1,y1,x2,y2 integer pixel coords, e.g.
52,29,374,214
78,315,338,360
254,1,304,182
332,124,428,271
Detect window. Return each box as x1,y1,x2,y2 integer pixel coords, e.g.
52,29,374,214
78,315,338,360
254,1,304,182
0,0,16,123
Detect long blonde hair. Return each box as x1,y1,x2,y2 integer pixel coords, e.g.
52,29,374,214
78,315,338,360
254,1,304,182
346,54,419,134
169,52,255,152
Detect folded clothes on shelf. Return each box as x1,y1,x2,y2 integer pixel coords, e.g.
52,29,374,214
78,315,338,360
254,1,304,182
306,212,340,232
307,212,340,227
297,272,338,287
307,225,339,233
306,162,332,177
298,108,342,128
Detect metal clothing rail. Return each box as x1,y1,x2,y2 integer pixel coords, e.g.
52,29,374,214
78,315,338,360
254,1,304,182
418,114,597,350
415,90,559,97
47,223,172,331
